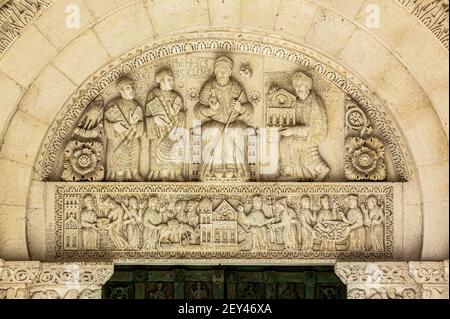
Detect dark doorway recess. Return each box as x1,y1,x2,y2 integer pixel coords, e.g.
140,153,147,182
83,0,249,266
103,265,346,299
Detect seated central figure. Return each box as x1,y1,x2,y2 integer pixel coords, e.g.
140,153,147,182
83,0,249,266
194,56,254,181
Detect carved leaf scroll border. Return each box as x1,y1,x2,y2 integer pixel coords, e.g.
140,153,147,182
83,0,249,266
52,183,394,261
36,31,412,183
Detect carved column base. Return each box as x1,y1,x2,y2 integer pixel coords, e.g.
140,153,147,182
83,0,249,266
335,260,449,299
0,259,114,299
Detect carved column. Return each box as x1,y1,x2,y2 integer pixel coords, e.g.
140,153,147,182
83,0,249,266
0,259,114,299
335,261,449,299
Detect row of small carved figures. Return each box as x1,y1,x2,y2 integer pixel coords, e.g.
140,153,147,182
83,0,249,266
68,194,385,251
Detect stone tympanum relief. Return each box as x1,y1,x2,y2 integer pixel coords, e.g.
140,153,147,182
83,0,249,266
37,43,406,263
47,183,395,261
55,53,394,184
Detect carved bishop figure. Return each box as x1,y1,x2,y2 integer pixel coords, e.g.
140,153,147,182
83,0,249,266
194,56,254,181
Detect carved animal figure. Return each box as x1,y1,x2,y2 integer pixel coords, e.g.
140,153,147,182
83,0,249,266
158,220,194,249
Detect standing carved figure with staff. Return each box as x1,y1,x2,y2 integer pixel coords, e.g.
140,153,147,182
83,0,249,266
104,77,144,181
194,56,254,181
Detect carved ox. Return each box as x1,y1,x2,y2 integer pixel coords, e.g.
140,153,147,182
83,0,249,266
158,220,194,249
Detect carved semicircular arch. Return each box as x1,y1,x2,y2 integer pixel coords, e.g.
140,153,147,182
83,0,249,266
36,31,413,183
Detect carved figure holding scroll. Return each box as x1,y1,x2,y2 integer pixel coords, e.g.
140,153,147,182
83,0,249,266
104,77,144,181
146,69,187,181
279,72,329,181
194,56,254,181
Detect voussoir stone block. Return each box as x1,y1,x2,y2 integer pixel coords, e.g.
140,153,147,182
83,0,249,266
339,29,398,85
421,201,449,260
0,25,56,87
0,111,48,167
84,0,138,19
0,205,28,260
208,0,241,27
402,107,449,167
34,0,95,48
429,82,449,138
52,30,110,85
0,159,31,206
19,65,76,125
418,160,449,204
355,0,416,48
0,72,23,140
275,0,318,39
240,0,280,30
395,22,449,95
313,0,365,20
305,7,356,57
94,2,155,57
146,0,209,35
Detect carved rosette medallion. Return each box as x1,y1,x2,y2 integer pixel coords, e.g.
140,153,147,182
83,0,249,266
345,137,386,181
345,97,386,181
62,141,104,182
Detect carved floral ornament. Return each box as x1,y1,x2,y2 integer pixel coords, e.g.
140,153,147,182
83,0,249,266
336,261,449,299
0,259,114,299
35,31,412,183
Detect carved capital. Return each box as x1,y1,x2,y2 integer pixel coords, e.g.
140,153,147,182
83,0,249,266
335,262,414,285
0,261,114,299
337,261,450,299
408,261,447,284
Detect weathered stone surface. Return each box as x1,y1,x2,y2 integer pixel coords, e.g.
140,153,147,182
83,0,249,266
94,2,154,57
52,30,110,85
0,1,447,296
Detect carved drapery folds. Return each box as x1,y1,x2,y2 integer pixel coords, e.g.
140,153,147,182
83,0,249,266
36,35,412,183
335,260,450,299
56,56,335,183
0,259,113,299
27,36,412,264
